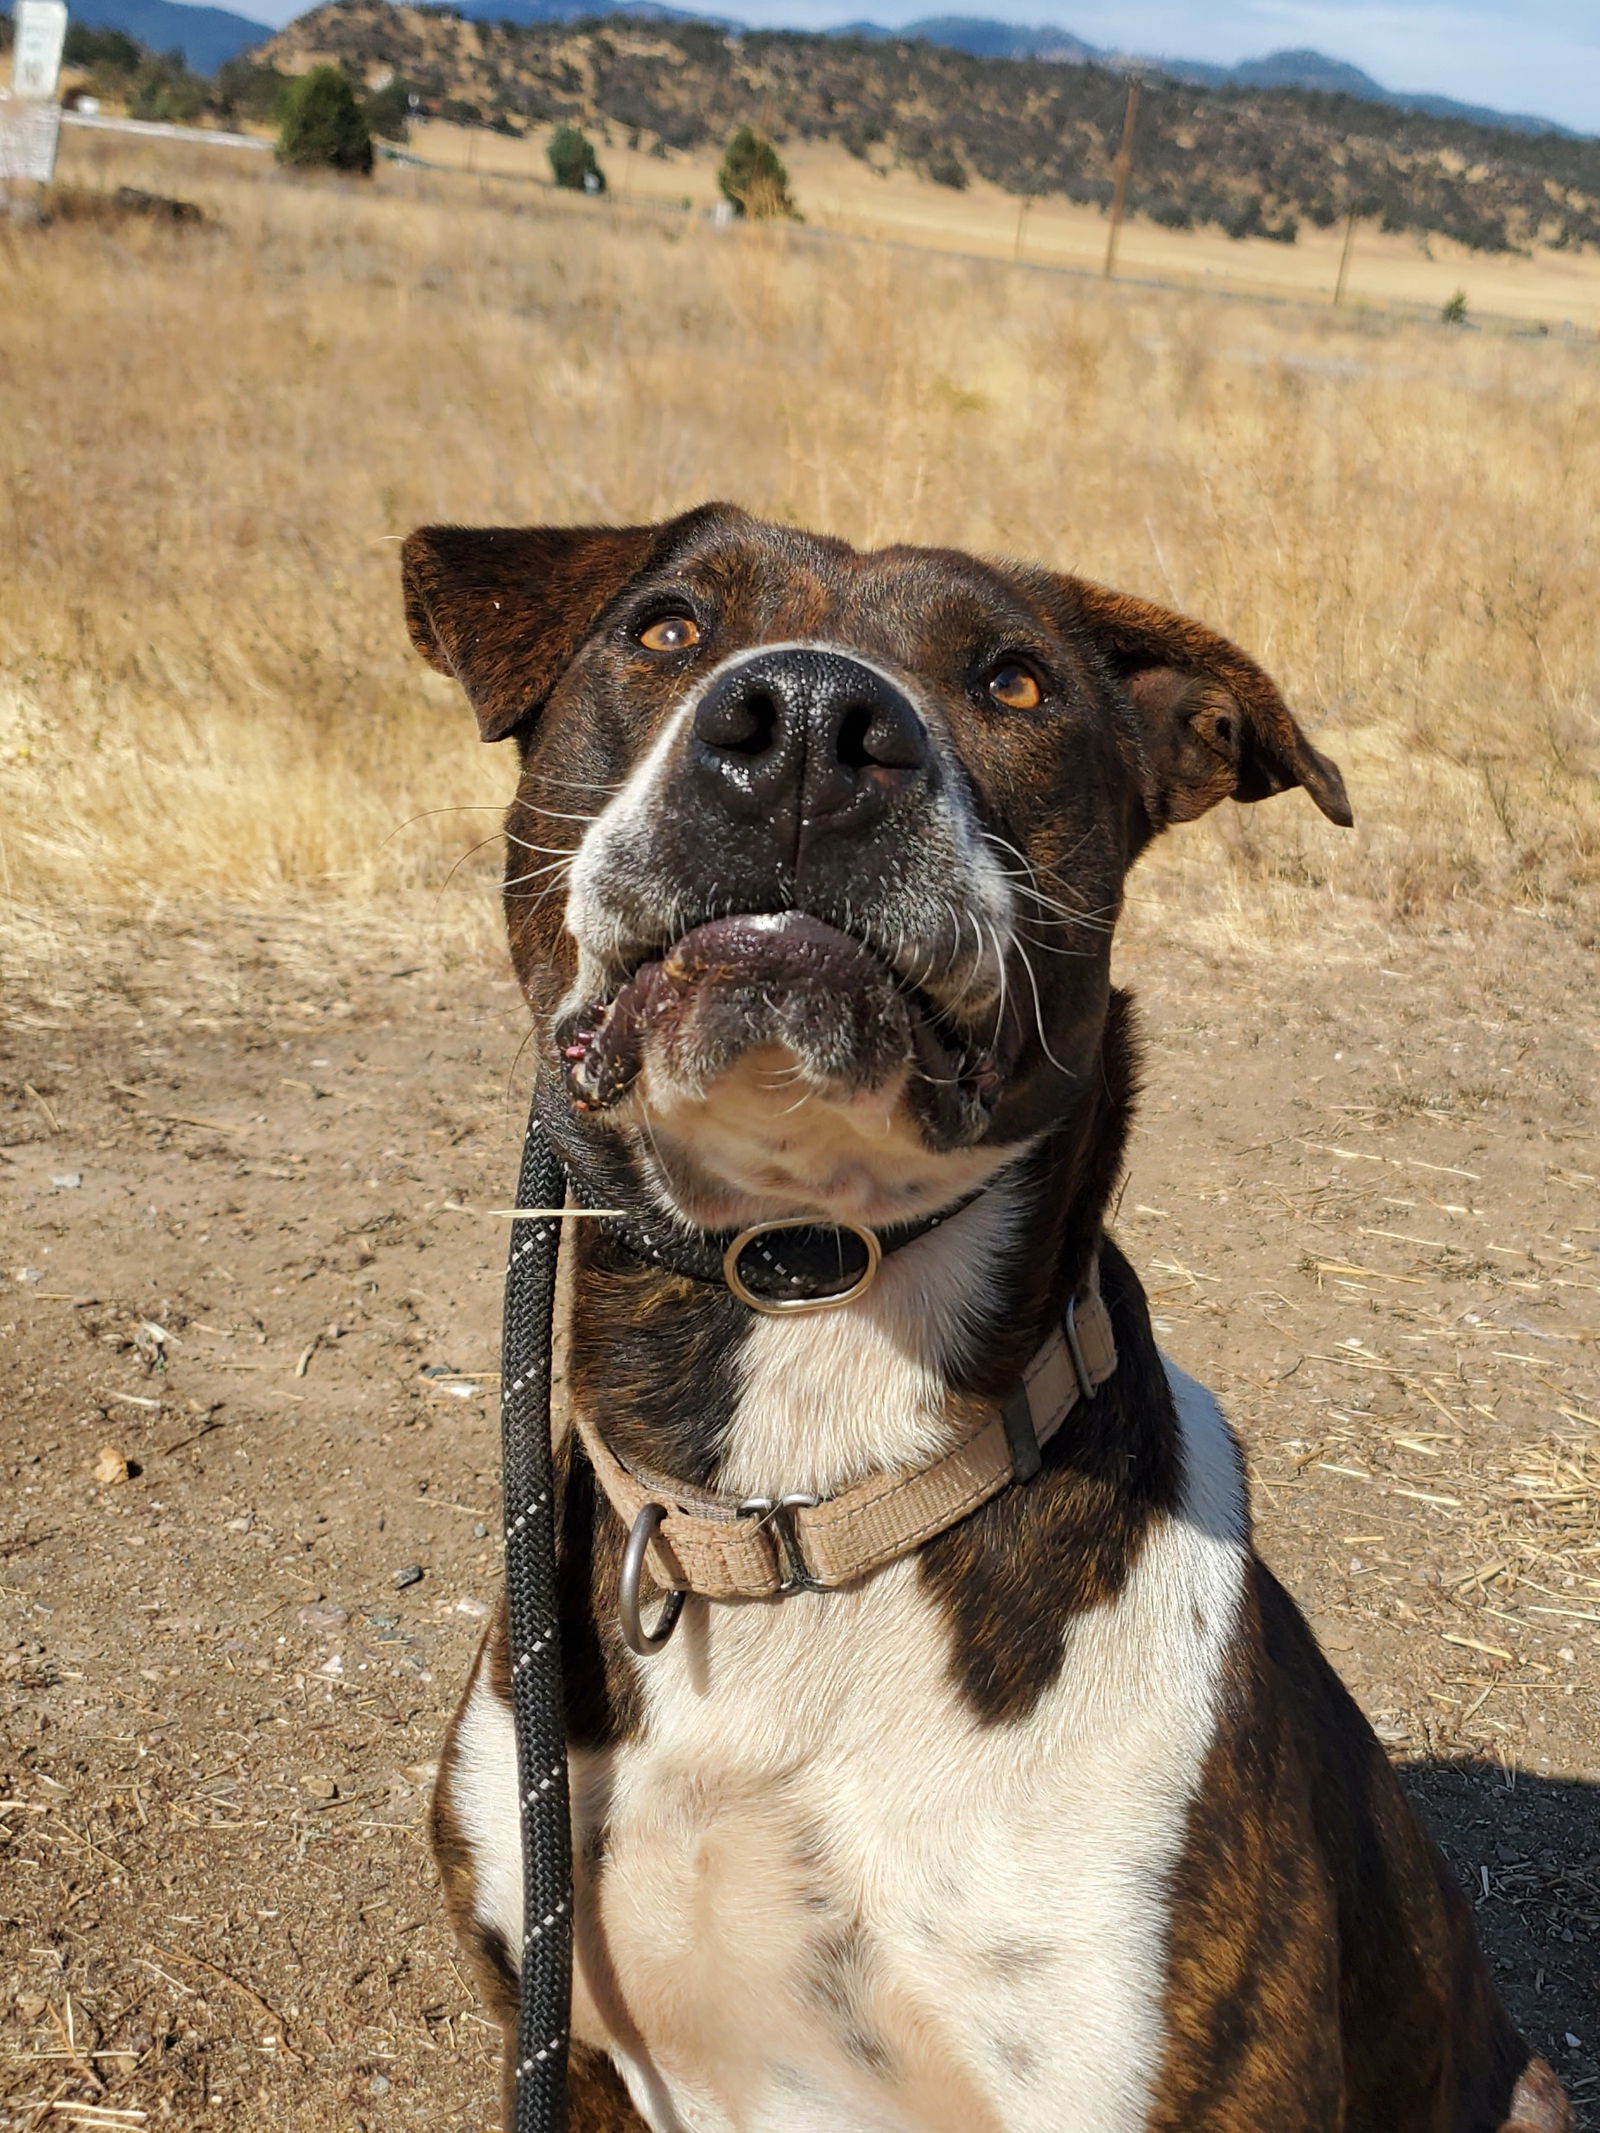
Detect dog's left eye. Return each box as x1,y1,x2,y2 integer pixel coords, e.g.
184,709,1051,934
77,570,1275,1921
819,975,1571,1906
987,663,1044,711
638,615,701,653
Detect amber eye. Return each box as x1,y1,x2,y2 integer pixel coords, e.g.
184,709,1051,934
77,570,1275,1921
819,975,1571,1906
987,662,1043,711
638,614,701,653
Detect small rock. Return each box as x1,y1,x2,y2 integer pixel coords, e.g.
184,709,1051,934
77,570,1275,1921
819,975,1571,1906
455,1596,489,1618
92,1445,132,1486
472,1521,489,1539
1566,2033,1582,2050
51,1173,82,1190
393,1564,424,1590
300,1774,339,1799
366,1609,399,1630
17,1267,44,1284
318,1653,344,1677
15,1992,48,2023
369,2075,391,2096
297,1605,349,1635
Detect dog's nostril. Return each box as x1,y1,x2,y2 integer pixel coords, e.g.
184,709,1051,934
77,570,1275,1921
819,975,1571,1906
701,685,781,758
836,701,875,771
836,698,923,774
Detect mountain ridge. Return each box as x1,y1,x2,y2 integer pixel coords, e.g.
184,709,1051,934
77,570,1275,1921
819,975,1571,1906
814,20,1574,137
13,0,1579,139
439,4,1577,138
259,0,1600,254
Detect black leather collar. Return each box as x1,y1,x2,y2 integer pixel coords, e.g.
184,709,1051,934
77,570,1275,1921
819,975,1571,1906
592,1194,981,1309
544,1101,991,1309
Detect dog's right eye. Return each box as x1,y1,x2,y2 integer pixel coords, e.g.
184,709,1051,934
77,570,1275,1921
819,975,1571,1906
637,615,701,653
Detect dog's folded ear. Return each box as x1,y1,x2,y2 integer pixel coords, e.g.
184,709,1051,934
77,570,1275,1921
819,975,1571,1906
402,506,737,743
1069,579,1353,833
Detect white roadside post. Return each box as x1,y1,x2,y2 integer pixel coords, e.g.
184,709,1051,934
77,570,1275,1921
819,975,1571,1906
2,0,69,210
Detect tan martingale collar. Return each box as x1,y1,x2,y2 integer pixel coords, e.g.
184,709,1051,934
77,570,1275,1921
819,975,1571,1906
574,1257,1118,1608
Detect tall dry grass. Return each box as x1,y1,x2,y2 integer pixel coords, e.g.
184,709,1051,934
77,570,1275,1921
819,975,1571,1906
2,131,1597,1005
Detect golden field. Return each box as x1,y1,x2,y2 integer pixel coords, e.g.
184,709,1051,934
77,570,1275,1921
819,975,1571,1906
2,126,1598,1002
408,119,1600,332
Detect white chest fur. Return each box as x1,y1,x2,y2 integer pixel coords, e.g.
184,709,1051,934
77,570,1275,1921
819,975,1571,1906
453,1332,1247,2133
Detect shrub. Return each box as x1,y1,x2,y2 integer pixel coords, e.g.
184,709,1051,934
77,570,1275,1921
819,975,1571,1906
63,24,140,72
363,76,418,144
548,125,605,192
215,58,291,124
129,56,209,124
718,126,797,219
927,152,968,190
276,67,373,175
1441,288,1469,325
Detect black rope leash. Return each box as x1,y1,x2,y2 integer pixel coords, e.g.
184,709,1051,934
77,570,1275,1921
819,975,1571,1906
501,1096,572,2132
493,1093,1016,2130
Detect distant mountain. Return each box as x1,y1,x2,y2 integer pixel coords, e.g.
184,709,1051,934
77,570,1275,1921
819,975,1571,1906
832,14,1095,60
6,0,273,70
452,0,722,23
820,21,1575,138
886,15,1094,62
1155,43,1575,138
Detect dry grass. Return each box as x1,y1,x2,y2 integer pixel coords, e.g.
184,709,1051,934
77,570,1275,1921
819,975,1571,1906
416,120,1600,333
2,129,1597,1004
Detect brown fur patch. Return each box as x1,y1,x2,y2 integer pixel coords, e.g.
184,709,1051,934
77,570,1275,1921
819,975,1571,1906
1152,1564,1538,2133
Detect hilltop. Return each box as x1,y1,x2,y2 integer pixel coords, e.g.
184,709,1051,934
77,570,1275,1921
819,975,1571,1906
259,0,1600,255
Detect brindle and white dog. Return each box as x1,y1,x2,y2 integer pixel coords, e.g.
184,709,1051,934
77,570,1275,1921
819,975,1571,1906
402,505,1569,2133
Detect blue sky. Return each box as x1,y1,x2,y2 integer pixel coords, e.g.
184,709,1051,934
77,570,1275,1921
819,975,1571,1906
249,0,1599,133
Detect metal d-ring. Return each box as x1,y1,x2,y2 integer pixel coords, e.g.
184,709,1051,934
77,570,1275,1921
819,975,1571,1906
722,1217,883,1315
618,1504,685,1657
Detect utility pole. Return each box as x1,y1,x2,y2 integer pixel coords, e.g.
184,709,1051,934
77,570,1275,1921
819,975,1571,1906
1333,205,1358,306
1103,72,1142,281
1014,192,1032,262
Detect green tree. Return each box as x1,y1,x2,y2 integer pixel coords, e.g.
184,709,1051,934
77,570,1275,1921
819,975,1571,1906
718,126,797,220
276,66,374,176
548,125,605,193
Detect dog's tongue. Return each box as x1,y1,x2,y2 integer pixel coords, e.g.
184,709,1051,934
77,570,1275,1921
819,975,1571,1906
563,914,896,1111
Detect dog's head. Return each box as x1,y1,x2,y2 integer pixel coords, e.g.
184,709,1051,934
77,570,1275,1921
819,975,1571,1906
404,504,1349,1231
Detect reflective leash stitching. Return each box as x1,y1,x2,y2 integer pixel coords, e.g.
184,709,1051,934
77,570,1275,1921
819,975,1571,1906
502,1101,572,2132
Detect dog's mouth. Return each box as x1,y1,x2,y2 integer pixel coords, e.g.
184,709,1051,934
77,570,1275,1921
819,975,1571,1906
556,912,1001,1147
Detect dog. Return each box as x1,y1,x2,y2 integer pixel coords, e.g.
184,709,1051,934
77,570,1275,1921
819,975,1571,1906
401,504,1570,2133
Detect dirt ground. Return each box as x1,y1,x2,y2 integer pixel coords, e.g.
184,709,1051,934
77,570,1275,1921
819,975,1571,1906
2,894,1598,2130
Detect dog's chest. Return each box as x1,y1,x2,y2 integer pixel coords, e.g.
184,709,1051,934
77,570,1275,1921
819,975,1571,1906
569,1361,1246,2133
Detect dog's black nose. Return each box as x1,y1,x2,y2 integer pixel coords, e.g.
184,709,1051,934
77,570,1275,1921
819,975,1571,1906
690,648,929,837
